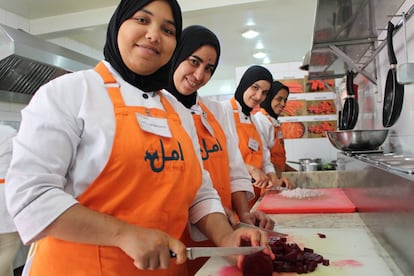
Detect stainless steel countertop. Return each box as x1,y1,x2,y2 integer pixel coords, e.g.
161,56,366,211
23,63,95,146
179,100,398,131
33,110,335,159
251,196,404,276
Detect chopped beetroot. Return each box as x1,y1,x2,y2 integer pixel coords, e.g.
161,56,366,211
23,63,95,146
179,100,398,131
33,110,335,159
242,252,273,276
313,254,324,263
317,233,327,238
303,247,314,253
284,250,298,261
267,236,330,273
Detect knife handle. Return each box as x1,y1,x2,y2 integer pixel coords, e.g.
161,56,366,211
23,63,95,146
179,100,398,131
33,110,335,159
170,249,193,260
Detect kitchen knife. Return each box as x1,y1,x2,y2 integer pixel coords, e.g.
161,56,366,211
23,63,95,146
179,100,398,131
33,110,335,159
170,246,265,260
235,222,288,238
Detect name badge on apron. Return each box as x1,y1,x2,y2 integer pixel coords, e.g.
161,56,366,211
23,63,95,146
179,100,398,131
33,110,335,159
136,114,172,138
278,130,284,139
200,112,215,137
248,137,259,151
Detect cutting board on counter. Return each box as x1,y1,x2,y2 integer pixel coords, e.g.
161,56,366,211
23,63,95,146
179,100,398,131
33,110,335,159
257,188,356,214
196,228,396,276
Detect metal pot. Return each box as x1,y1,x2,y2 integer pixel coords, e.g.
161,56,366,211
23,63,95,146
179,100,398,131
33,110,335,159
288,158,322,171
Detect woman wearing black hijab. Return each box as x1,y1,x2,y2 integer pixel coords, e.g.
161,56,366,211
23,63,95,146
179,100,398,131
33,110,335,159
255,81,297,178
221,66,290,206
166,25,275,275
6,2,270,275
167,25,220,107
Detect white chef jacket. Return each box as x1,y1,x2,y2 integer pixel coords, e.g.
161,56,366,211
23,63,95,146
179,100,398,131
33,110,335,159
220,100,275,175
189,96,254,200
0,125,17,233
254,111,280,151
5,61,224,244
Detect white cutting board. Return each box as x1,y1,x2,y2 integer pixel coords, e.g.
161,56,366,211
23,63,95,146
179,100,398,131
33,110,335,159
195,228,395,276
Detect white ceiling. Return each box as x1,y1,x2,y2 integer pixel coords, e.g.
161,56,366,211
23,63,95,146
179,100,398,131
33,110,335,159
0,0,317,95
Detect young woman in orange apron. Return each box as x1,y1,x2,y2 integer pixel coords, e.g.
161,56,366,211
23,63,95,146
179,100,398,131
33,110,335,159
223,66,290,207
5,1,272,275
166,25,276,275
255,81,297,178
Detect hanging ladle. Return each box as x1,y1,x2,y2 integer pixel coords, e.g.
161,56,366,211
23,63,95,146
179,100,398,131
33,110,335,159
397,10,414,85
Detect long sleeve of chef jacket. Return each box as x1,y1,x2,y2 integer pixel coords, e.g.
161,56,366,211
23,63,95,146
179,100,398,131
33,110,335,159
254,111,276,151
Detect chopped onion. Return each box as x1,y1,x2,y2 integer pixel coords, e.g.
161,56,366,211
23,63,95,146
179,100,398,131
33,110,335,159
280,187,324,199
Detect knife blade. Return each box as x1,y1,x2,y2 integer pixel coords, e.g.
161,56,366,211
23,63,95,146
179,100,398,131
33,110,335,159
170,246,265,260
235,222,288,238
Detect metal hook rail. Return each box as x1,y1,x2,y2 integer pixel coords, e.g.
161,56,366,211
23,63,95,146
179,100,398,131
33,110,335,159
359,4,414,73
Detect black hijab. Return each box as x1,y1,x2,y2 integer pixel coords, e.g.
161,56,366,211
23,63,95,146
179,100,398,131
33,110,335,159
260,81,290,119
234,65,273,116
103,0,182,92
167,25,221,108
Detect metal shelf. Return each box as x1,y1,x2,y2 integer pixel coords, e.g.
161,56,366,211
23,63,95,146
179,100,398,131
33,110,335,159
308,0,411,83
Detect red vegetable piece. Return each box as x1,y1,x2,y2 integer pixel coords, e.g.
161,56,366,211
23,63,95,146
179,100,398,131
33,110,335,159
317,232,327,238
313,254,324,263
284,250,298,262
303,247,314,253
322,259,330,266
267,235,330,273
242,252,273,276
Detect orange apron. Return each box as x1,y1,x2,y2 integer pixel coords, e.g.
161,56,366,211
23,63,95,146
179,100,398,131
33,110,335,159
0,179,4,184
28,62,202,276
180,100,232,275
230,98,263,207
259,109,286,171
194,100,232,209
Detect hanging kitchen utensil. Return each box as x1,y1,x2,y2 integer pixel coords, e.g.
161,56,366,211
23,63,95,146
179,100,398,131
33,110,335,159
346,71,359,130
397,11,414,85
339,71,356,130
338,110,343,129
382,21,405,128
339,96,353,130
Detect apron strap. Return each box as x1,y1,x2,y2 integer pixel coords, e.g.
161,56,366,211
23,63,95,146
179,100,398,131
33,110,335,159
95,61,117,84
94,62,126,108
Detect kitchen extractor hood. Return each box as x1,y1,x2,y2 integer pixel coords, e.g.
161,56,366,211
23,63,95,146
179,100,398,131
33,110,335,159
0,23,98,104
307,0,407,83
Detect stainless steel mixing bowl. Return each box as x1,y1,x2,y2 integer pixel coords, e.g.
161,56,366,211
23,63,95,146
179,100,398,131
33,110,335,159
326,129,389,151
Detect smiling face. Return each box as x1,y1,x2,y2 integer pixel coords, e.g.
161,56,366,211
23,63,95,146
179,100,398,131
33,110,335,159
242,80,271,108
117,0,177,75
271,88,289,115
173,45,217,95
